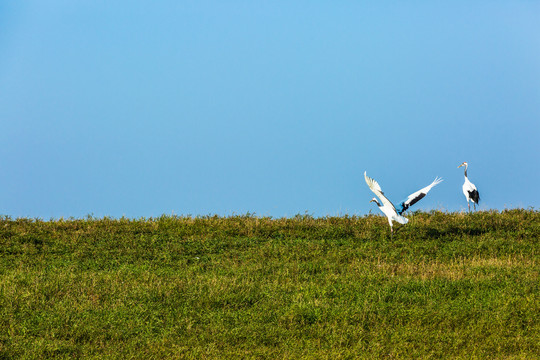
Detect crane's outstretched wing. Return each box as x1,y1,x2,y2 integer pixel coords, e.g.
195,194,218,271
364,171,396,213
395,177,443,215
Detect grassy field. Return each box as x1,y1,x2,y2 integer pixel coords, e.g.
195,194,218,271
0,210,538,359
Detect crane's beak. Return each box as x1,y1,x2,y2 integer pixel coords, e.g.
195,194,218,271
369,198,376,203
458,163,464,168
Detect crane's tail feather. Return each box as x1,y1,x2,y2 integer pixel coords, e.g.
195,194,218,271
396,216,408,225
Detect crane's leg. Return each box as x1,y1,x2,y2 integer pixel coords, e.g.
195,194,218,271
473,202,476,211
467,200,470,212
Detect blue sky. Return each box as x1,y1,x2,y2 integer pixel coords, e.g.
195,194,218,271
1,2,539,218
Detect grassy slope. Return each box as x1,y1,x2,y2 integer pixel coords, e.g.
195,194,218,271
0,210,538,359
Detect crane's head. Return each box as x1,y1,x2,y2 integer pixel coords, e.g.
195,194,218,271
458,161,468,169
369,197,381,207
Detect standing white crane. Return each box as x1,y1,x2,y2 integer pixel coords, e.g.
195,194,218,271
364,171,443,235
458,161,480,211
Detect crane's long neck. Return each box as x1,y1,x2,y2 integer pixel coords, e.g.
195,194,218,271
371,199,382,207
463,164,468,178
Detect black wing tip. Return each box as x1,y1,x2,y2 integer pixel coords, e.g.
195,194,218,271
408,192,426,208
398,192,427,215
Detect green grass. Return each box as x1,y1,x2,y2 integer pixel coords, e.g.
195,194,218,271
0,210,538,359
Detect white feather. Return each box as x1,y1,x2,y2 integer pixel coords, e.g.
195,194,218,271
364,171,429,232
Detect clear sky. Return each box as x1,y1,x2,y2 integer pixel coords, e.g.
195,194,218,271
1,2,539,219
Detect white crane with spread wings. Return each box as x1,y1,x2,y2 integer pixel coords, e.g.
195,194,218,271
364,171,443,234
